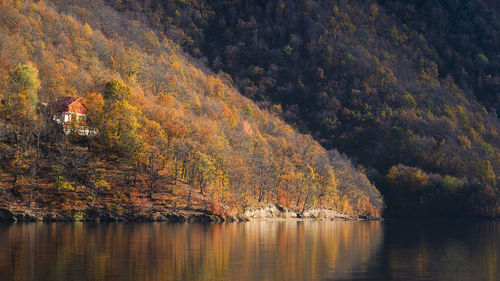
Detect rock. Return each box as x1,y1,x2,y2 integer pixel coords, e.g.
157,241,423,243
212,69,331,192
128,213,150,222
0,208,15,222
225,215,245,222
242,204,355,220
43,213,68,222
243,204,303,219
15,212,40,222
302,208,351,219
211,214,224,222
25,213,41,221
0,204,361,223
114,216,125,222
186,213,224,223
283,209,298,218
244,204,283,218
165,213,187,223
150,212,167,221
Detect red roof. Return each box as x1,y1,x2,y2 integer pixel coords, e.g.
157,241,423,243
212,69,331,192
50,97,87,113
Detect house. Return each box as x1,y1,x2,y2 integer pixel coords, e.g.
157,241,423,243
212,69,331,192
50,97,96,136
51,96,87,124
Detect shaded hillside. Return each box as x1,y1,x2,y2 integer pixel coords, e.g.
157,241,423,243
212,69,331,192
380,0,499,111
97,0,500,216
0,0,382,218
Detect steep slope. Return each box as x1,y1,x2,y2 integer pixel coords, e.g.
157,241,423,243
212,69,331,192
0,0,382,219
98,0,500,216
380,0,499,111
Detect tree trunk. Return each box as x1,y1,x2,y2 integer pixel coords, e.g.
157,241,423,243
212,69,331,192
187,186,192,207
199,178,204,195
301,187,312,214
296,186,303,207
28,182,34,207
258,185,264,202
12,172,18,193
133,162,139,186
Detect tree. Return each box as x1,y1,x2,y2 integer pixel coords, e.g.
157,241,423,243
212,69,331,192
197,152,216,195
145,148,165,199
103,79,131,101
101,94,143,158
1,63,39,131
476,160,496,186
87,159,109,205
385,164,430,214
53,165,74,195
301,164,321,213
0,64,40,193
84,92,105,129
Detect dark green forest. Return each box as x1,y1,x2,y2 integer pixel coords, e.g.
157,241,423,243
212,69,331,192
85,0,500,216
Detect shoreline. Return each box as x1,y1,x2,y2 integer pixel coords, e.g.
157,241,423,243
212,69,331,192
0,205,378,223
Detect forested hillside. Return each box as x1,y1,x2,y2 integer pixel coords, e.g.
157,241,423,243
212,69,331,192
0,0,382,220
97,0,500,216
380,0,499,111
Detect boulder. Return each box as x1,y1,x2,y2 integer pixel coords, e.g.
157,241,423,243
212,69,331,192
186,213,224,223
302,208,351,219
165,213,187,223
244,204,283,218
15,212,40,222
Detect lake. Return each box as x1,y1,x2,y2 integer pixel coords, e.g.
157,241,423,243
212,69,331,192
0,219,498,281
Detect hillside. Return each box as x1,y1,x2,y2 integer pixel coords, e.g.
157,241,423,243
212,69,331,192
380,0,499,111
96,0,500,216
0,0,382,220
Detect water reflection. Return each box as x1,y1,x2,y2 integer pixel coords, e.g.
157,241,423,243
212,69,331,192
0,220,498,281
366,220,500,281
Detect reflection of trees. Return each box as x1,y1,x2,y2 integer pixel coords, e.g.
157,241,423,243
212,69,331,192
356,220,500,281
0,221,498,281
0,222,382,281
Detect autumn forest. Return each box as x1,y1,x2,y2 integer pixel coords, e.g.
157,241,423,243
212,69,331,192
0,0,499,219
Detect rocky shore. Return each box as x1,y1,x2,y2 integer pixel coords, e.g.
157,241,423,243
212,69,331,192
243,205,358,220
0,204,378,223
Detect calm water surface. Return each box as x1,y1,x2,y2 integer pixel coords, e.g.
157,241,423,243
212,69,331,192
0,219,498,281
